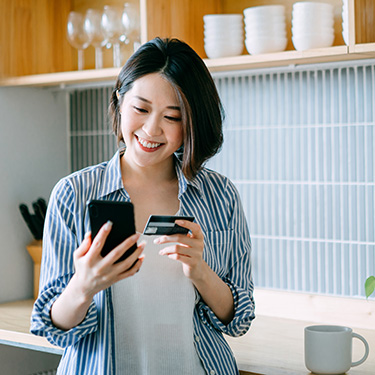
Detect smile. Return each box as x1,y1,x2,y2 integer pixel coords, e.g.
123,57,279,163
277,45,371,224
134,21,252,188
136,135,163,150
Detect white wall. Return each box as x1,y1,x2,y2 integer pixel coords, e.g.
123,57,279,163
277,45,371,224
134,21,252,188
0,86,68,303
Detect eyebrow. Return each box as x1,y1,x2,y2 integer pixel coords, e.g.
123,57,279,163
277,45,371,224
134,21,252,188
134,96,181,111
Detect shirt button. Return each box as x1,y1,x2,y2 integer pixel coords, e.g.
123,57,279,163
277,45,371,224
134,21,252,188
210,370,215,375
195,335,200,342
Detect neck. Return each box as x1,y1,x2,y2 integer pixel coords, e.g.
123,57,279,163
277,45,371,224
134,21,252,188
121,153,177,186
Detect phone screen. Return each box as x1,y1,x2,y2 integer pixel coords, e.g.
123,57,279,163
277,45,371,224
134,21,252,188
87,200,137,262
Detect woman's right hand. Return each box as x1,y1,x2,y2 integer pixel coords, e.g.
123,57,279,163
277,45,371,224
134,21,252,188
51,222,145,331
73,221,145,301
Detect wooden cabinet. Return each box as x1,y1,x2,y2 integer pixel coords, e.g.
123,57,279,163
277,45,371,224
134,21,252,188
0,0,374,86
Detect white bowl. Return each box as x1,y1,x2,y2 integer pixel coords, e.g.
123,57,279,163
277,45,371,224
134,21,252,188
292,33,335,51
292,15,334,29
292,9,333,20
204,41,244,59
244,5,285,18
293,1,334,14
203,14,243,27
204,29,244,37
245,22,286,35
292,10,333,23
245,36,287,55
246,28,286,38
204,24,243,34
204,34,244,44
244,14,285,25
292,26,334,36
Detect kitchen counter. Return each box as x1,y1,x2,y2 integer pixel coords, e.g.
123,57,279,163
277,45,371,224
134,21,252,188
226,316,375,375
0,299,374,374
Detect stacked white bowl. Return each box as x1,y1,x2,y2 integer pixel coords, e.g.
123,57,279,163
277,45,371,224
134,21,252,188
292,1,335,51
243,5,287,55
203,14,244,59
342,0,349,45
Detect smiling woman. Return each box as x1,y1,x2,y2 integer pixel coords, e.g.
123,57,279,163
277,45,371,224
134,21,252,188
30,37,255,375
110,37,224,180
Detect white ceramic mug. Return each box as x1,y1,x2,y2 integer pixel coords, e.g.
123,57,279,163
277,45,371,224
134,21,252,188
304,325,369,374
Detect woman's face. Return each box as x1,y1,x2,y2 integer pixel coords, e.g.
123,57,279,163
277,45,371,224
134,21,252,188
119,73,183,171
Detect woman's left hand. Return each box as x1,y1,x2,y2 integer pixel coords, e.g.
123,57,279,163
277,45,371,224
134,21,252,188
154,220,205,281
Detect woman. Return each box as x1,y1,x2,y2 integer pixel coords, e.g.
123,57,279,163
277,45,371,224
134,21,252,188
31,37,255,375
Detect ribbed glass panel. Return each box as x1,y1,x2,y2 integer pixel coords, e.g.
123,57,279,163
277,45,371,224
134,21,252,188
208,63,375,298
69,87,116,171
69,61,375,298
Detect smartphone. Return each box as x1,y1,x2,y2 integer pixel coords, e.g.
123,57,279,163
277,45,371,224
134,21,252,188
87,200,137,263
143,215,194,235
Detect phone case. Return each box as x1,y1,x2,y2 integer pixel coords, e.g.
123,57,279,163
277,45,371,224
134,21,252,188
87,200,137,263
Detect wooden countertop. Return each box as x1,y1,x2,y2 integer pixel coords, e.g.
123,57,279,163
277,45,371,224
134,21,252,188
226,316,375,375
0,298,374,374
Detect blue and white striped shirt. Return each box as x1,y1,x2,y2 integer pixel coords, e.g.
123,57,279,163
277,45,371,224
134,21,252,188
31,149,255,375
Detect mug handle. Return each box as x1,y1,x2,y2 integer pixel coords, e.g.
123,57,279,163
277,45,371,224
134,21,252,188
352,332,370,367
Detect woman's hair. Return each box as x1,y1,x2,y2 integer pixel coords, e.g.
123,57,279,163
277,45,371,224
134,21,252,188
109,37,224,180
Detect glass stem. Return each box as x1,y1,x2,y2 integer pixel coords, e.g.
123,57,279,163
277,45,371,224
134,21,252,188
113,43,121,68
77,49,84,70
95,48,103,69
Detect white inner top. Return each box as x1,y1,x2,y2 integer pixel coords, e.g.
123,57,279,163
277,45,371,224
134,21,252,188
113,234,206,375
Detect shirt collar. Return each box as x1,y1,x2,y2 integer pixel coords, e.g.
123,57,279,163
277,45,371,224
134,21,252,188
97,148,129,199
97,148,203,199
174,158,203,198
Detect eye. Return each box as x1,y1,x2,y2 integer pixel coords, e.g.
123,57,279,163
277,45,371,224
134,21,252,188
165,116,182,122
134,106,148,113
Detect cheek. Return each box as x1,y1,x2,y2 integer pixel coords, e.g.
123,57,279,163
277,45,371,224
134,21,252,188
173,126,184,147
120,111,138,134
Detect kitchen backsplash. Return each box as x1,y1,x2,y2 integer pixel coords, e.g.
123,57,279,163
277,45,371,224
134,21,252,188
69,59,375,299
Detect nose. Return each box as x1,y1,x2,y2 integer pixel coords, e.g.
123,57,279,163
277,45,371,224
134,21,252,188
142,114,163,137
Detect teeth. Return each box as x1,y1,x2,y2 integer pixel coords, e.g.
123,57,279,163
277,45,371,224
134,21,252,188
137,136,161,149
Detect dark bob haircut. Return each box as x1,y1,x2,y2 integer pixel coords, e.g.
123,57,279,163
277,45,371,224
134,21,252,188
109,37,224,180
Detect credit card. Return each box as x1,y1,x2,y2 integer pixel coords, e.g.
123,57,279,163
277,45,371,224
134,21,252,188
143,215,194,235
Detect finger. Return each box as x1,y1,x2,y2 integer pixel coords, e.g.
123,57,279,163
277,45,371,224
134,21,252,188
117,254,145,281
154,234,199,248
175,220,204,239
105,233,142,265
89,221,113,258
159,244,191,257
74,233,92,258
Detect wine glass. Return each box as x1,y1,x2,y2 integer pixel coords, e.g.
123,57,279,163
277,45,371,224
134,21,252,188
66,11,90,70
122,2,141,52
101,5,125,68
84,9,107,69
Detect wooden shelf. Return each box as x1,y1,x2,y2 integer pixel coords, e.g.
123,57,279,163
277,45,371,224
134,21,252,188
1,0,374,88
4,44,375,88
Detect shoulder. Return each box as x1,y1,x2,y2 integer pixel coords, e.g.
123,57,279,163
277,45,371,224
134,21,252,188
50,161,109,209
194,167,239,201
64,162,108,190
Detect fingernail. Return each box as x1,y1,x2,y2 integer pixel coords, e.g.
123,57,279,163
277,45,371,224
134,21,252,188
176,220,184,225
84,231,91,239
104,220,113,230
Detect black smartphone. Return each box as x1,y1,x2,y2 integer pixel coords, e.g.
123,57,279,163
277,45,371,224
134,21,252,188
87,200,137,263
143,215,194,235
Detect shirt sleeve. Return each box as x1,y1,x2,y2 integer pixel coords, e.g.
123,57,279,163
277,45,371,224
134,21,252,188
196,180,255,337
30,178,98,348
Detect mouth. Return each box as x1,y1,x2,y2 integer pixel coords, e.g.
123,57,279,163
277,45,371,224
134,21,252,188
135,135,164,151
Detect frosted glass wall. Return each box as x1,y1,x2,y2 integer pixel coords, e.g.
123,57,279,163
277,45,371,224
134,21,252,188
69,60,375,298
